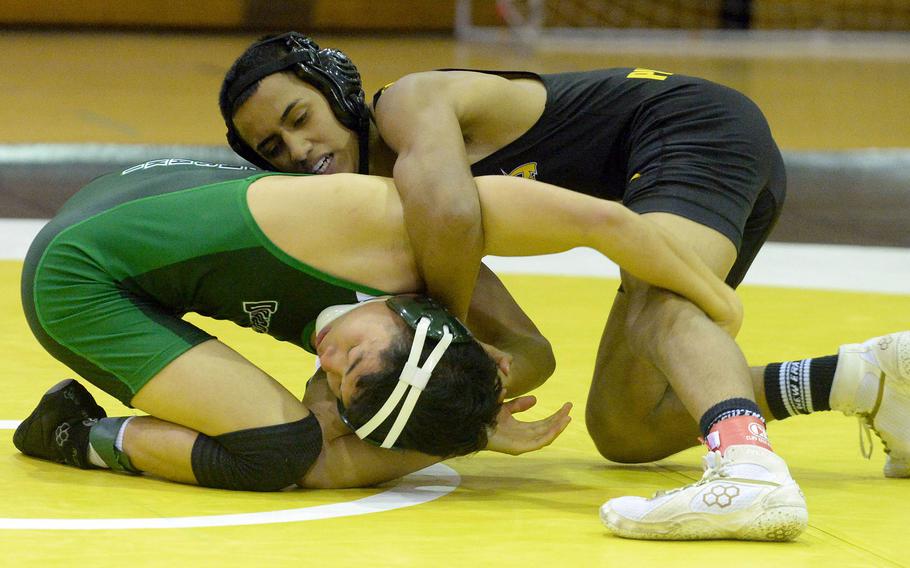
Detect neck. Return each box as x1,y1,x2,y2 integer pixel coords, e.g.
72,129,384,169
366,121,397,177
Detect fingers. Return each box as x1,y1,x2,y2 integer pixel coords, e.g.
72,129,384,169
516,402,573,453
547,404,573,439
527,400,572,423
504,395,537,413
485,400,574,455
540,402,573,439
537,416,571,449
549,401,572,419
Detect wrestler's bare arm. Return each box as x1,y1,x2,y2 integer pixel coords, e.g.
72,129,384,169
468,264,555,396
473,176,742,334
247,173,420,294
248,172,740,333
374,71,486,320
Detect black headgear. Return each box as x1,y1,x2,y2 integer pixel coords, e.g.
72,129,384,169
222,32,370,173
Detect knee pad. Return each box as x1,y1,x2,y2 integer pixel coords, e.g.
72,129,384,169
191,414,323,492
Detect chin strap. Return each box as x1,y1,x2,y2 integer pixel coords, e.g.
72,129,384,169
355,318,454,449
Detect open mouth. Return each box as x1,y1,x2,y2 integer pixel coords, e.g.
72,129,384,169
311,154,332,174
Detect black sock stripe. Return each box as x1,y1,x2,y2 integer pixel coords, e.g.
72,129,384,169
764,363,788,420
698,397,764,439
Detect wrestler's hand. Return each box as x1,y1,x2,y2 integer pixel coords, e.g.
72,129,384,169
484,396,572,456
301,370,351,441
714,287,744,338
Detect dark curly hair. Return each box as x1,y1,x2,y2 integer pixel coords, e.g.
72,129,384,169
219,34,289,123
345,324,501,457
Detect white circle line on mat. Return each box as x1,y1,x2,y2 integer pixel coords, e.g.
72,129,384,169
0,419,459,530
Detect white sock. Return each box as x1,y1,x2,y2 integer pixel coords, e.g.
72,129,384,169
87,444,108,468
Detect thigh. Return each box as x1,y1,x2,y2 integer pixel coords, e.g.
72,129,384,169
131,339,309,436
641,212,738,276
27,256,307,436
587,289,702,460
727,183,784,288
26,261,214,406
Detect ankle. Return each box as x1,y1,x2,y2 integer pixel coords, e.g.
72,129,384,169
88,417,142,474
706,415,772,455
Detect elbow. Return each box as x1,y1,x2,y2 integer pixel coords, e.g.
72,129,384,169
440,204,483,237
514,333,556,395
537,335,556,380
410,194,482,243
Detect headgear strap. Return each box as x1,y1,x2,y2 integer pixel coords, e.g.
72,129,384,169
354,318,455,449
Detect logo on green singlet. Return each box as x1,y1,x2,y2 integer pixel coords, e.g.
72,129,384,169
242,301,279,333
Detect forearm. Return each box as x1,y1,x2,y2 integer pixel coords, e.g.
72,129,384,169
466,264,555,396
597,215,738,328
300,434,441,489
394,154,483,321
644,222,742,333
468,305,555,397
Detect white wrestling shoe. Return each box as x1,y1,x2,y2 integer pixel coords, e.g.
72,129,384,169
830,331,910,478
600,445,807,541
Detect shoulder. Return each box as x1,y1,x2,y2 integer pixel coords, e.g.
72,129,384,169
375,71,514,115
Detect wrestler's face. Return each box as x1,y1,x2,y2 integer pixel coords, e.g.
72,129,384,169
232,72,359,174
315,301,403,407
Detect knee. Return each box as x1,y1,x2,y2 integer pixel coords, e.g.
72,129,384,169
584,399,674,464
191,416,323,491
584,402,630,462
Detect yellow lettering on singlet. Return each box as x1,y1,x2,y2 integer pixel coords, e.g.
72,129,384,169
627,68,673,81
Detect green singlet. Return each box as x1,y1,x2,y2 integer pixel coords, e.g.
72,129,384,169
21,160,387,405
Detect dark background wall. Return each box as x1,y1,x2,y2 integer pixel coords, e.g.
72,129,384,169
0,1,497,31
2,1,908,31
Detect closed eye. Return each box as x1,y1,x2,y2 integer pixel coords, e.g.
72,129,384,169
345,352,364,378
263,141,284,159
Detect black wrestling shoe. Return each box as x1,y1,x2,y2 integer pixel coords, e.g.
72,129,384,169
13,379,107,469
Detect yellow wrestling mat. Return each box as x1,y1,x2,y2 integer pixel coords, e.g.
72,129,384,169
1,260,907,567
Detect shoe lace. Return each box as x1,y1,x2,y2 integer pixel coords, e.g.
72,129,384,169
855,369,891,460
858,418,874,459
858,415,892,459
654,451,729,498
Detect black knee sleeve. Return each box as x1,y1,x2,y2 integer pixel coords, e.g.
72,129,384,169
191,414,323,492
